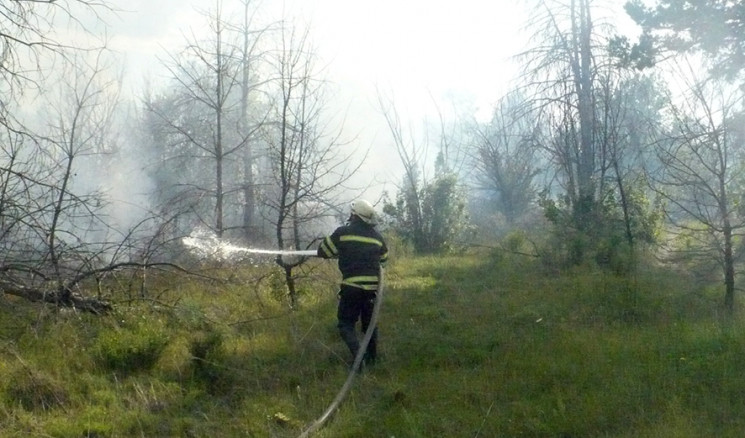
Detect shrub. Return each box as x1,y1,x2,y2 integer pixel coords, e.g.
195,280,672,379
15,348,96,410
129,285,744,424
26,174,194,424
188,329,228,392
93,321,169,375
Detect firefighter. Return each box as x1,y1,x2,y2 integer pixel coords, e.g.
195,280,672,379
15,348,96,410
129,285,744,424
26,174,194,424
317,200,388,369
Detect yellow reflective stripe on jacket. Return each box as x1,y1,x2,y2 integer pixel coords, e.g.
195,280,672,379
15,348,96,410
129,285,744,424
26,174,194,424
340,235,383,246
342,275,380,290
341,281,379,290
320,236,338,257
345,275,378,283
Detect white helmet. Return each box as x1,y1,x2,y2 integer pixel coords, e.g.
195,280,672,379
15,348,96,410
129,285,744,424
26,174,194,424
350,199,376,224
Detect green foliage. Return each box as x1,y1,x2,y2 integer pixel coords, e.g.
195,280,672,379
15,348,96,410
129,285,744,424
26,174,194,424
660,219,722,282
380,229,414,259
383,171,470,254
503,229,531,254
608,34,657,70
538,181,662,270
625,0,745,79
93,317,169,375
188,328,229,392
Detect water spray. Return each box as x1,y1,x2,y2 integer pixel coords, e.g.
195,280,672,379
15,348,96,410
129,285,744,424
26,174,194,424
182,228,318,262
183,227,383,437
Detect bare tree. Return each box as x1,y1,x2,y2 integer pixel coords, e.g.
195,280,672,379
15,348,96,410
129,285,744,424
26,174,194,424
0,48,125,312
0,1,153,311
0,1,111,102
262,20,361,308
469,91,541,229
521,0,600,223
234,0,271,242
377,92,469,253
649,64,745,313
0,2,211,311
519,0,660,265
43,49,121,298
145,0,268,239
377,92,428,249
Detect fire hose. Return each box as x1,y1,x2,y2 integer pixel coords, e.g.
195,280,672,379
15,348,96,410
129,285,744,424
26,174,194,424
297,268,385,438
238,246,384,436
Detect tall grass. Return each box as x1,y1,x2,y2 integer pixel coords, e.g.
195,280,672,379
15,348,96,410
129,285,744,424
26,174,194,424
0,250,744,437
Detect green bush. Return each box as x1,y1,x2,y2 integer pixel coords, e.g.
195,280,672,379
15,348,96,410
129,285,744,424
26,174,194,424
188,328,234,394
93,321,169,375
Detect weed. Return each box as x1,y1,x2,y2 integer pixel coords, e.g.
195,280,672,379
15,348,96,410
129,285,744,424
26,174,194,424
3,364,68,411
92,318,169,375
188,328,229,391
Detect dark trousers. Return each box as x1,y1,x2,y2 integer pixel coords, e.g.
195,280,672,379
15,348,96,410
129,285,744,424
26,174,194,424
337,285,377,363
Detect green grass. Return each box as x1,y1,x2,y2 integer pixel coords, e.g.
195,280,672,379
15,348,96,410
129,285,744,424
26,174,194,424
1,250,744,437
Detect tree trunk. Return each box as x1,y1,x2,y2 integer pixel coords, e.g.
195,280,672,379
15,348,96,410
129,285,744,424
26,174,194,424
723,216,735,313
569,0,596,233
613,159,634,247
240,0,256,242
2,287,111,314
215,20,225,238
242,148,255,240
284,265,297,309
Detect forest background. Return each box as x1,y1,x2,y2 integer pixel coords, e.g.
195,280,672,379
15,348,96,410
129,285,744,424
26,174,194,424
2,0,745,436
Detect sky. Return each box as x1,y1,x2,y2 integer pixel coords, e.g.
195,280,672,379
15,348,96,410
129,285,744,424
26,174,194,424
97,0,531,201
106,0,527,113
78,0,640,212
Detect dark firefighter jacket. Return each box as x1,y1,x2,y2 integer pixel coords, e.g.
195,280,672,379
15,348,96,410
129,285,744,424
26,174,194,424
317,218,388,291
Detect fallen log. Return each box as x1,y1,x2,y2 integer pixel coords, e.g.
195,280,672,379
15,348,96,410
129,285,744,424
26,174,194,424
1,284,112,314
